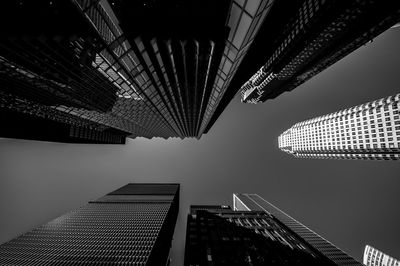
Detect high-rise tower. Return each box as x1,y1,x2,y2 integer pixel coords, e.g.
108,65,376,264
238,0,400,104
203,0,400,133
0,183,179,265
205,0,400,133
363,245,400,266
184,205,336,265
0,0,272,142
278,93,400,160
233,193,363,266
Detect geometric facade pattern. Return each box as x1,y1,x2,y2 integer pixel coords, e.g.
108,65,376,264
0,0,273,142
278,93,400,160
364,245,400,266
240,0,400,104
185,205,336,265
0,183,180,265
234,193,363,265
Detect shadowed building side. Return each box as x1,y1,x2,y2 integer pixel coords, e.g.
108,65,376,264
240,0,400,104
204,0,400,133
185,205,337,266
233,193,364,265
0,0,273,142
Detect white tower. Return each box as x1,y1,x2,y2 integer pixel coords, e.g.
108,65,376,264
278,93,400,160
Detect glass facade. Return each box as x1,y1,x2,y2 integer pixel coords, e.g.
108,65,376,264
0,0,274,142
0,183,180,265
240,0,400,103
198,0,276,136
185,205,334,265
234,193,363,265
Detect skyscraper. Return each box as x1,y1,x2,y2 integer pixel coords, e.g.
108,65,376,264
238,0,400,104
185,205,335,265
0,0,272,142
363,245,400,266
278,93,400,160
0,183,180,265
234,193,363,266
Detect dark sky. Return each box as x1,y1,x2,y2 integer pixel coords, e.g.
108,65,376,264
1,29,400,265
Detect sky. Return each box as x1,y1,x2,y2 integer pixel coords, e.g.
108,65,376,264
0,28,400,265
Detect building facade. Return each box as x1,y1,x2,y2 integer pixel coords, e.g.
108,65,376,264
278,93,400,160
364,245,400,266
0,0,273,142
239,0,400,104
0,183,179,265
185,205,335,265
233,193,363,266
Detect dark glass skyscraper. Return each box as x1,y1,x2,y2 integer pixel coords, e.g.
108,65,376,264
185,205,336,265
234,193,363,266
239,0,400,104
185,194,364,265
0,183,179,265
205,0,400,131
0,0,271,142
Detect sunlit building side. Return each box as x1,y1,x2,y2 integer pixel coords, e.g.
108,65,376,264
278,93,400,160
363,245,400,266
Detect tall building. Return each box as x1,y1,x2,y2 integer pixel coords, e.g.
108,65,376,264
0,183,180,265
364,245,400,266
238,0,400,104
278,93,400,160
0,0,273,142
234,193,363,266
185,205,336,265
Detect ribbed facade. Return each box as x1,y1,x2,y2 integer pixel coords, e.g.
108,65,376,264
195,0,276,136
364,245,400,266
0,0,272,142
240,0,400,103
233,193,363,266
0,183,179,265
278,93,400,160
185,205,334,265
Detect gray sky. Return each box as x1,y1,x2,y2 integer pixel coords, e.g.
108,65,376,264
1,29,400,265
